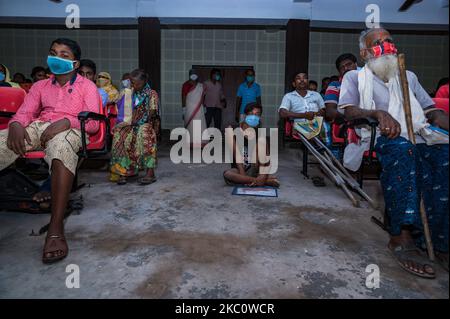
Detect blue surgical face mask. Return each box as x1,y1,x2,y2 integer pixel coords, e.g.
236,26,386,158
0,72,5,82
215,74,221,81
47,55,76,75
121,79,131,89
246,75,255,83
245,114,260,127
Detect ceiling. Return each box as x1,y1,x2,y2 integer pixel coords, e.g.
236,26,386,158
0,0,448,29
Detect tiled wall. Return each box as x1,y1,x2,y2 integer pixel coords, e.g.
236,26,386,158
1,27,447,130
161,29,286,129
0,28,139,88
309,31,449,94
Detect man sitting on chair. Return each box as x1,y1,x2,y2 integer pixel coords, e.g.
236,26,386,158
339,28,449,278
279,71,325,125
0,38,100,264
279,71,327,185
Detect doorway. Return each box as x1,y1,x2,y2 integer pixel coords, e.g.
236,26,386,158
192,65,253,129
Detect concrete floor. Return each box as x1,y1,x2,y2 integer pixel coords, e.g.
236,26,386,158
0,142,448,299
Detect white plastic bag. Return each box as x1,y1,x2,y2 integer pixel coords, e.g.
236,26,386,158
343,142,369,172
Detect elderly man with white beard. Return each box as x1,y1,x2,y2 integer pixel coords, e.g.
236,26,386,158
338,28,449,279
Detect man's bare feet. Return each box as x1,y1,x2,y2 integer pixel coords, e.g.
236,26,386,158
265,177,280,188
32,191,51,210
32,191,51,203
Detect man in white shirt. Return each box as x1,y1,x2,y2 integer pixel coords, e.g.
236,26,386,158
339,28,449,278
279,72,325,123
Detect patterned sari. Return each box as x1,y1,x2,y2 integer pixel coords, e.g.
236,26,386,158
110,84,158,180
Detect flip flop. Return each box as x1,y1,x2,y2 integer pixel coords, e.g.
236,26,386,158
42,234,68,264
311,176,326,187
138,176,157,185
117,176,127,185
389,244,436,279
435,252,449,272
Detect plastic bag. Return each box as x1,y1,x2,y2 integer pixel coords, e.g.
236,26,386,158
343,142,369,172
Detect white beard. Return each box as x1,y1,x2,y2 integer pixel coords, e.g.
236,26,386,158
367,54,399,82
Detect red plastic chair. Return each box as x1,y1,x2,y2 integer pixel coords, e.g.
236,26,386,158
0,87,27,130
0,86,110,163
106,102,118,137
432,98,449,115
331,123,345,144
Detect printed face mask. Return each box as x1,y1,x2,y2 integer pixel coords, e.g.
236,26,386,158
371,41,398,58
0,72,5,81
47,56,75,75
190,74,198,81
245,114,260,127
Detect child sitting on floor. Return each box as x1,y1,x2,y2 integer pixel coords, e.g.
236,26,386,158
223,102,280,187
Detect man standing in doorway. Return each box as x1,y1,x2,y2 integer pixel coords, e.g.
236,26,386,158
204,68,226,131
236,68,262,123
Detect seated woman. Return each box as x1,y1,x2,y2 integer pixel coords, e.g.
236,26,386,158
223,102,280,187
110,69,158,185
96,71,120,103
0,64,20,88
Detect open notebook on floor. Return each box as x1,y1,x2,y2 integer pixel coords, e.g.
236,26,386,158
232,186,278,197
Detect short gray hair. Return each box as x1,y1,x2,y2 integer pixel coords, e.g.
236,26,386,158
359,27,390,50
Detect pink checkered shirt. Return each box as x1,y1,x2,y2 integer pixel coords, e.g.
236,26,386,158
11,74,100,135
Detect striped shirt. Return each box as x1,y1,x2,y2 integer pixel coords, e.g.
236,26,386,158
324,81,341,105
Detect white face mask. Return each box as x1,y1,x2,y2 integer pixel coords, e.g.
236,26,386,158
121,79,131,88
190,74,198,81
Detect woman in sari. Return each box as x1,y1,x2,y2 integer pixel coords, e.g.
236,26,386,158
181,69,208,147
110,69,158,185
96,71,120,103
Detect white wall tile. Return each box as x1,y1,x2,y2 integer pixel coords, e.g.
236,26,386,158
0,28,139,89
309,31,448,93
161,28,286,129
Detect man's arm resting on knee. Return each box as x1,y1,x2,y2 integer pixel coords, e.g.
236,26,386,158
6,121,31,156
40,118,71,147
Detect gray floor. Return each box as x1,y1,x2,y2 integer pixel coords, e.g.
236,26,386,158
0,143,448,299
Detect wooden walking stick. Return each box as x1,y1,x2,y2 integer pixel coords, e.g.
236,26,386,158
398,53,435,261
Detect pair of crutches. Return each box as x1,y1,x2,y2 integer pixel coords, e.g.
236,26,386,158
298,133,378,209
